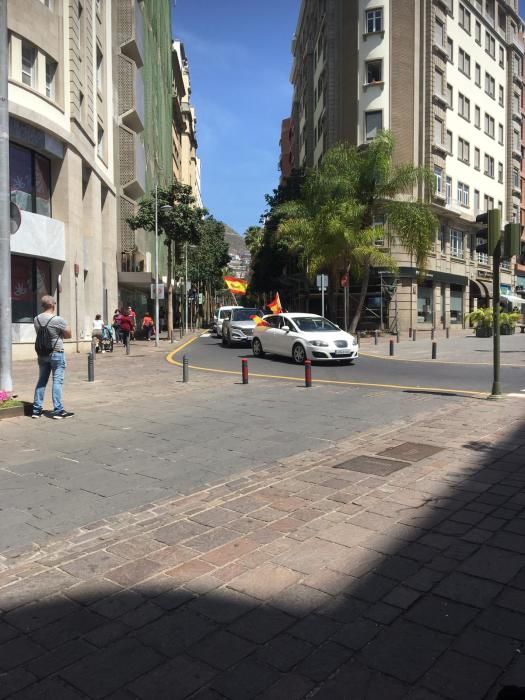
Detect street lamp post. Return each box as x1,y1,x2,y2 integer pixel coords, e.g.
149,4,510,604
154,185,172,348
185,240,188,335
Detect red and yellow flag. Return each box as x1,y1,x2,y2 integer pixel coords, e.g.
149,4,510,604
268,292,282,314
224,276,247,295
251,315,270,327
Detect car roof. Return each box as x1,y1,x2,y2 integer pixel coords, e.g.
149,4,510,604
264,313,323,319
218,305,240,311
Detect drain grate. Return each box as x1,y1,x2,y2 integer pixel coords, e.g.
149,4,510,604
378,442,443,462
333,455,410,476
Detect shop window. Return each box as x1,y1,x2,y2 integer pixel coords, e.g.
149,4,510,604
9,143,51,217
450,285,463,324
417,282,433,324
11,255,51,323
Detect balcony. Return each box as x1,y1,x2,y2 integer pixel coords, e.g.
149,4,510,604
434,0,452,14
118,55,144,134
432,41,449,61
432,89,449,109
118,0,145,68
10,210,65,262
511,33,525,55
432,139,449,157
118,125,146,201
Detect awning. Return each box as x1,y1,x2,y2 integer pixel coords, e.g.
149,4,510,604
501,294,525,306
471,280,493,298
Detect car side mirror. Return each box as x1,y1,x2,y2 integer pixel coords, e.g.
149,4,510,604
281,325,290,332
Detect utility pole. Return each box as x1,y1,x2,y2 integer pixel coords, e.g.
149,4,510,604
0,0,12,392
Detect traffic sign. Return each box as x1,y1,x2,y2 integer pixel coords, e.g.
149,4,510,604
340,273,349,288
316,274,328,291
150,283,165,300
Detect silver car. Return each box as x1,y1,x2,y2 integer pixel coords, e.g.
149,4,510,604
221,307,264,346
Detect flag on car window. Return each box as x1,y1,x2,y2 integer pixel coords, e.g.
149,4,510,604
251,315,270,327
268,292,282,314
224,276,247,294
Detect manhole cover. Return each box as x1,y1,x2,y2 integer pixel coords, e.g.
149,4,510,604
378,442,443,462
333,455,410,476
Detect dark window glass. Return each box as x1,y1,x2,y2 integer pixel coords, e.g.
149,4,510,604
9,143,51,216
35,154,51,216
11,255,51,323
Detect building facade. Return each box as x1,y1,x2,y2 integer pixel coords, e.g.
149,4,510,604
8,0,117,358
287,0,524,331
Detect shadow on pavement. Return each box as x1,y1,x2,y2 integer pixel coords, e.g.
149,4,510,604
1,416,525,699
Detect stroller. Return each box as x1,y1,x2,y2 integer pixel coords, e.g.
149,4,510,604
99,324,114,353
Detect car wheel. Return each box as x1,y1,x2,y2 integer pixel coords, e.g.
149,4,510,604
292,343,307,364
252,337,264,357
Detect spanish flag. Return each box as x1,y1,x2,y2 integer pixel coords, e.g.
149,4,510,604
251,315,270,327
224,276,247,295
268,292,282,314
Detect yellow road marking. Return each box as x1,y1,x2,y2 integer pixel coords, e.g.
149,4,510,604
165,342,487,397
360,351,524,367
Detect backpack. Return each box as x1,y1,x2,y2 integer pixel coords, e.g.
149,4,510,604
35,316,59,356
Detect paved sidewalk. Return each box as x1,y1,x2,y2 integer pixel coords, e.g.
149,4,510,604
0,395,524,698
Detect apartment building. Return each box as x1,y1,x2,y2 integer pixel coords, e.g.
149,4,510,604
518,30,525,297
172,40,202,207
279,117,294,181
287,0,524,331
8,0,117,358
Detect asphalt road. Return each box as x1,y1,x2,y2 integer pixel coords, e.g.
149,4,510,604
172,332,525,397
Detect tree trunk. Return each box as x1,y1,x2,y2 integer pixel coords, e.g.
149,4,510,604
167,240,173,339
349,260,371,334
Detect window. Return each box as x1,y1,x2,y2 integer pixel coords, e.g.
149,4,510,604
96,48,103,93
96,0,102,14
366,8,383,33
484,194,494,210
485,32,495,58
458,137,470,163
447,37,454,62
439,224,446,253
513,129,520,151
484,113,495,138
458,48,470,77
97,124,104,158
498,123,504,145
514,92,520,114
79,90,85,122
417,281,433,324
45,58,56,99
446,176,452,204
9,143,51,216
457,182,469,207
446,129,453,154
451,229,464,257
458,93,470,120
11,256,51,324
434,67,444,95
475,105,480,128
365,110,382,140
485,72,495,99
475,20,481,44
475,63,481,87
499,46,505,68
484,154,494,177
435,18,444,46
434,116,444,144
498,85,504,106
366,60,382,84
446,83,453,107
450,285,464,324
474,189,480,212
77,2,83,53
21,41,37,87
474,147,480,170
513,166,520,188
434,166,443,194
459,4,471,32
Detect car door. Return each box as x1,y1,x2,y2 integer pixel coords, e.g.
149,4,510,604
270,316,292,356
260,315,280,352
278,316,299,356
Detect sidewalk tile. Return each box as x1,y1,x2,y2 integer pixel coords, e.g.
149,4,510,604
154,520,210,545
476,605,525,640
187,588,259,623
459,545,525,583
59,551,125,579
434,571,502,608
405,594,478,634
0,635,45,671
27,638,96,679
229,605,296,643
422,650,501,700
8,677,86,700
165,559,215,583
296,640,353,682
255,633,313,671
453,626,520,667
200,537,259,566
188,629,256,670
312,659,408,700
256,673,315,700
104,557,164,587
211,658,281,699
133,607,218,657
128,655,216,700
227,563,301,599
287,613,343,645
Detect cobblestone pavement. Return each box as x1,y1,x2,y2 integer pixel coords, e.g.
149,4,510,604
0,388,524,698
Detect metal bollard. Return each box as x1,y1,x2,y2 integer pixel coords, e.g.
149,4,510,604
305,360,312,387
432,341,437,360
241,358,249,385
396,330,400,343
446,327,450,339
182,354,189,382
413,329,417,341
389,339,394,356
88,352,95,382
374,330,378,345
408,327,412,339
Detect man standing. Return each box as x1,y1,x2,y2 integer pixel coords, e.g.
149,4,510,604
32,295,74,419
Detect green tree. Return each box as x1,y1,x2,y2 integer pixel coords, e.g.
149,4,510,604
277,132,437,332
127,182,207,337
243,226,264,257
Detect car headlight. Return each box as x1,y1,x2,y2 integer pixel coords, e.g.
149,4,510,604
310,340,329,347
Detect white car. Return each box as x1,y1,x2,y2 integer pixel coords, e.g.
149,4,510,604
252,313,359,364
215,305,238,338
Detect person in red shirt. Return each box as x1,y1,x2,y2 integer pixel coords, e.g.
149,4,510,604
127,306,137,340
142,312,155,341
119,308,134,349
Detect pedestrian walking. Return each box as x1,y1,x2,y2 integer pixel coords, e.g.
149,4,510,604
32,295,74,419
119,308,134,350
142,312,155,341
112,309,122,344
92,314,104,352
127,306,137,341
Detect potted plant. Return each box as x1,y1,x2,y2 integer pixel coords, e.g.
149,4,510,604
500,311,520,335
0,391,25,420
466,307,493,337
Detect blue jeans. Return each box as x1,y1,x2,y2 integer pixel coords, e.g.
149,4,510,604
33,352,67,414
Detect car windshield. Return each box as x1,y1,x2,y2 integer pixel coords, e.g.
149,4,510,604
293,317,339,332
231,308,263,322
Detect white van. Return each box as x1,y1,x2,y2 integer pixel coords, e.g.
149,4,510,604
215,305,239,338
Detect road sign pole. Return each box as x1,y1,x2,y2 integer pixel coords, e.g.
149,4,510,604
490,243,502,398
321,283,325,318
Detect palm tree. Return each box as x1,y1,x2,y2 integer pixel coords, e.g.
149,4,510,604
277,131,438,332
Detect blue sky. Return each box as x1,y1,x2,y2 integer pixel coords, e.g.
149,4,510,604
172,0,301,235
